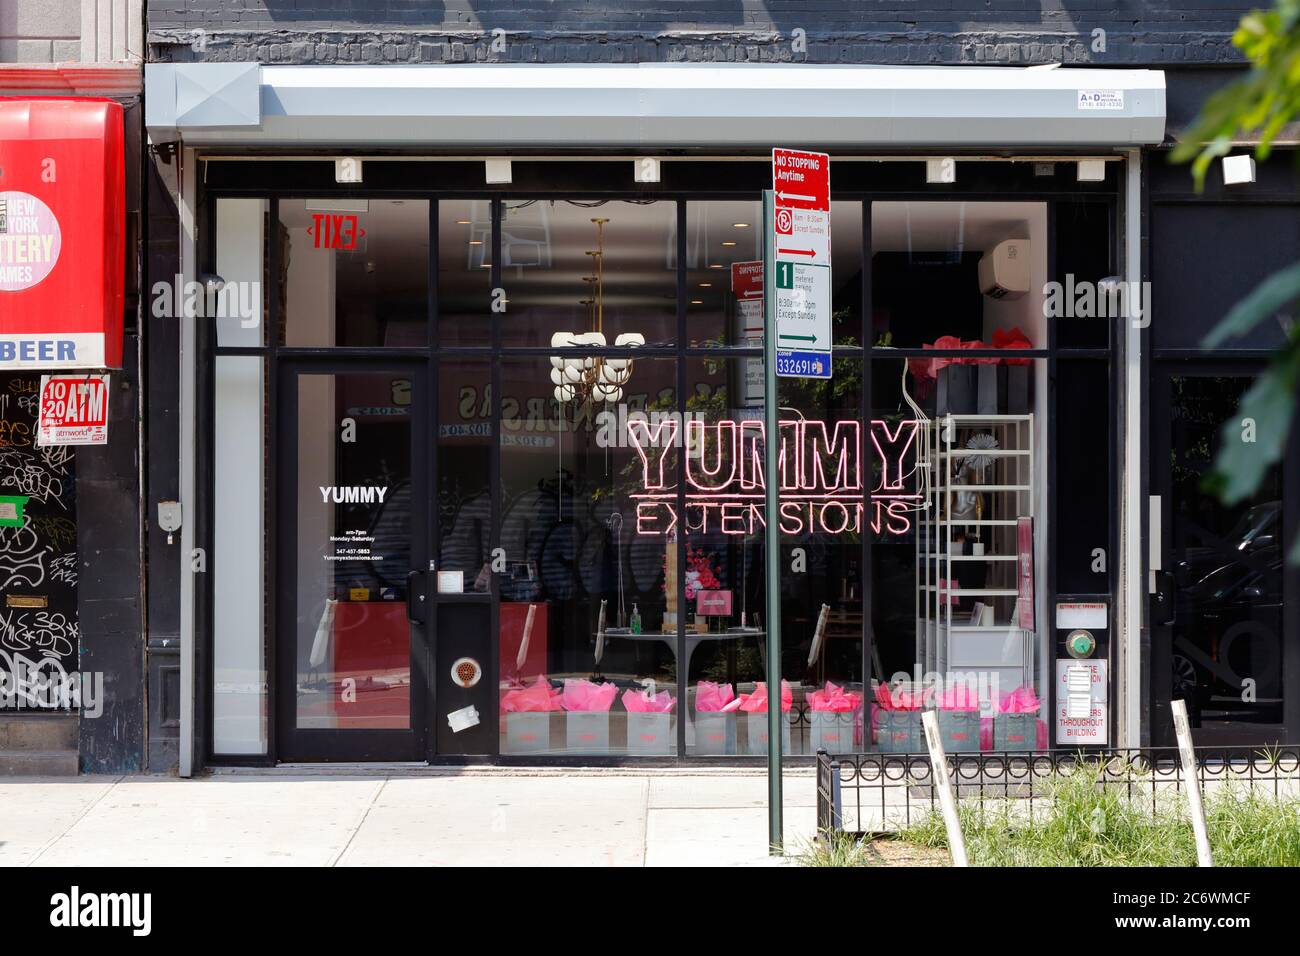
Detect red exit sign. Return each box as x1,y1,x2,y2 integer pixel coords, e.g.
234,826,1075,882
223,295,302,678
310,213,366,250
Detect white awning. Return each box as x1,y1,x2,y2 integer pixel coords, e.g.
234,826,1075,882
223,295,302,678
145,62,1165,149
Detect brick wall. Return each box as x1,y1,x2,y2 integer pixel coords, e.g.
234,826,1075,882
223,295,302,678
146,1,1255,66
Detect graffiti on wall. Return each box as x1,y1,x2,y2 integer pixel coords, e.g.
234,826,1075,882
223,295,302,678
0,374,78,701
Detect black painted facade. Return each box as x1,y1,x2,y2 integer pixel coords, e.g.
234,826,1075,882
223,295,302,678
129,2,1300,770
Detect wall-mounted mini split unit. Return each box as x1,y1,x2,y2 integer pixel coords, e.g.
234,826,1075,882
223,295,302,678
978,239,1030,300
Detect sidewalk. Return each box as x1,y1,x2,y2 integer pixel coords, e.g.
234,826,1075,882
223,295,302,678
0,768,819,866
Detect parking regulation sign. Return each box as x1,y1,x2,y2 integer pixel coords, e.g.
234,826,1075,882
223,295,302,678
771,149,831,379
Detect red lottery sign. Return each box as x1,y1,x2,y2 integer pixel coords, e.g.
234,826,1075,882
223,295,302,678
772,149,830,212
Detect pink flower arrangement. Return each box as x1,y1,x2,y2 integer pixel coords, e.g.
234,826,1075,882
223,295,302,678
907,325,1035,388
664,545,722,601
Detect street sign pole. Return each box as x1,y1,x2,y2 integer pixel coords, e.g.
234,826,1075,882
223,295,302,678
762,189,783,854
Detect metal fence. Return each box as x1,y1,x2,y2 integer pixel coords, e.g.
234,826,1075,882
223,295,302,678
816,747,1300,835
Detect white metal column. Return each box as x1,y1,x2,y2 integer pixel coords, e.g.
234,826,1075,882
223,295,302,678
178,146,198,777
1120,148,1145,748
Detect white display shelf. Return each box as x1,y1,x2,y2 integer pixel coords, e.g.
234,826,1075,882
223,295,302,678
916,414,1036,698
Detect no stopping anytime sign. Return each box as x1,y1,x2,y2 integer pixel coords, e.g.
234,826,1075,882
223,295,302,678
771,148,832,379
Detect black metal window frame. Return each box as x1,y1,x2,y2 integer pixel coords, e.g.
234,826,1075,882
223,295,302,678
195,158,1123,766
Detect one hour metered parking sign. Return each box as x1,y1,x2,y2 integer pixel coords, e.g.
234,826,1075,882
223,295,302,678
37,374,110,446
771,149,831,379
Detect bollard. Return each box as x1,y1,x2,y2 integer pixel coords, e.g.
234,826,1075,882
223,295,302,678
922,710,968,867
1172,699,1214,867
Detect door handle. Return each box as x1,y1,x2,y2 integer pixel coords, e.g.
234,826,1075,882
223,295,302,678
407,569,427,624
1150,569,1176,627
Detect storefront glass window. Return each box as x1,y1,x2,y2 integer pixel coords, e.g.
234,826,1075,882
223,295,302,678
679,355,865,756
685,199,760,347
871,355,1048,752
214,198,268,347
212,198,269,754
501,199,677,348
871,201,1047,349
438,199,492,347
685,200,862,349
204,174,1117,761
280,199,430,347
436,359,493,582
294,371,415,731
213,355,268,753
498,357,678,755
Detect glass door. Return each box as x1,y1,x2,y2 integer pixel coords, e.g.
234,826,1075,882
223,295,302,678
276,361,429,761
1150,366,1294,747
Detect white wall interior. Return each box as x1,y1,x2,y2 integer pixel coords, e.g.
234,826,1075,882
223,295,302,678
211,198,268,754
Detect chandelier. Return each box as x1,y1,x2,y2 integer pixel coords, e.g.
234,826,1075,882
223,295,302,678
550,216,643,405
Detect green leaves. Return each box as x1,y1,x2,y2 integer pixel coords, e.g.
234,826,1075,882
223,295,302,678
1202,330,1300,506
1204,261,1300,348
1170,0,1300,189
1174,2,1300,563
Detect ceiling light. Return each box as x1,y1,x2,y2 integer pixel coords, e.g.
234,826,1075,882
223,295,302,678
550,218,642,410
1076,160,1106,182
690,299,704,305
1222,154,1256,185
699,282,712,288
721,241,737,247
926,158,956,184
732,222,749,228
709,263,723,270
633,157,661,183
456,219,471,225
468,239,483,245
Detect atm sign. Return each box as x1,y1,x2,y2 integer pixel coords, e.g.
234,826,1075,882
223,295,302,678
37,374,109,446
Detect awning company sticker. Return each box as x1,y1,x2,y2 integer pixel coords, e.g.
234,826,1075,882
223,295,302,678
1077,90,1125,111
0,191,62,291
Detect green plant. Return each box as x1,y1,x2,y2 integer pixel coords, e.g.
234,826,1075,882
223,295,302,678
889,760,1300,867
1206,789,1300,866
797,828,875,867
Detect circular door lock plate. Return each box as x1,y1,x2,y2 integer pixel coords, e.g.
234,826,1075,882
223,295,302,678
451,657,482,688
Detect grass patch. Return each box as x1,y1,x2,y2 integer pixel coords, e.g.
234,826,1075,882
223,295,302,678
798,829,875,867
810,760,1300,867
797,829,949,867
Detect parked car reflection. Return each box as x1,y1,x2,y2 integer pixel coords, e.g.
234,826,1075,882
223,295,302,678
1174,500,1280,588
1172,546,1283,725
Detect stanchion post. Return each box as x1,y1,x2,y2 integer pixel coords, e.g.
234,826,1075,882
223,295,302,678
1172,699,1214,867
763,188,783,855
922,710,968,867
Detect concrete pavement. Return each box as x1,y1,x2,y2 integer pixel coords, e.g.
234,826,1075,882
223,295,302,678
0,767,819,866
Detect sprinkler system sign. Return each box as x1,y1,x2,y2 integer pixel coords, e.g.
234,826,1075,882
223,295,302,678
771,149,831,379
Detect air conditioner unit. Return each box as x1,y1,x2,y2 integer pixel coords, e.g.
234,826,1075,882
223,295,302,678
978,239,1030,300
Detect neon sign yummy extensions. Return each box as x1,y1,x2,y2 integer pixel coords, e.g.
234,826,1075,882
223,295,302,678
628,418,921,537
